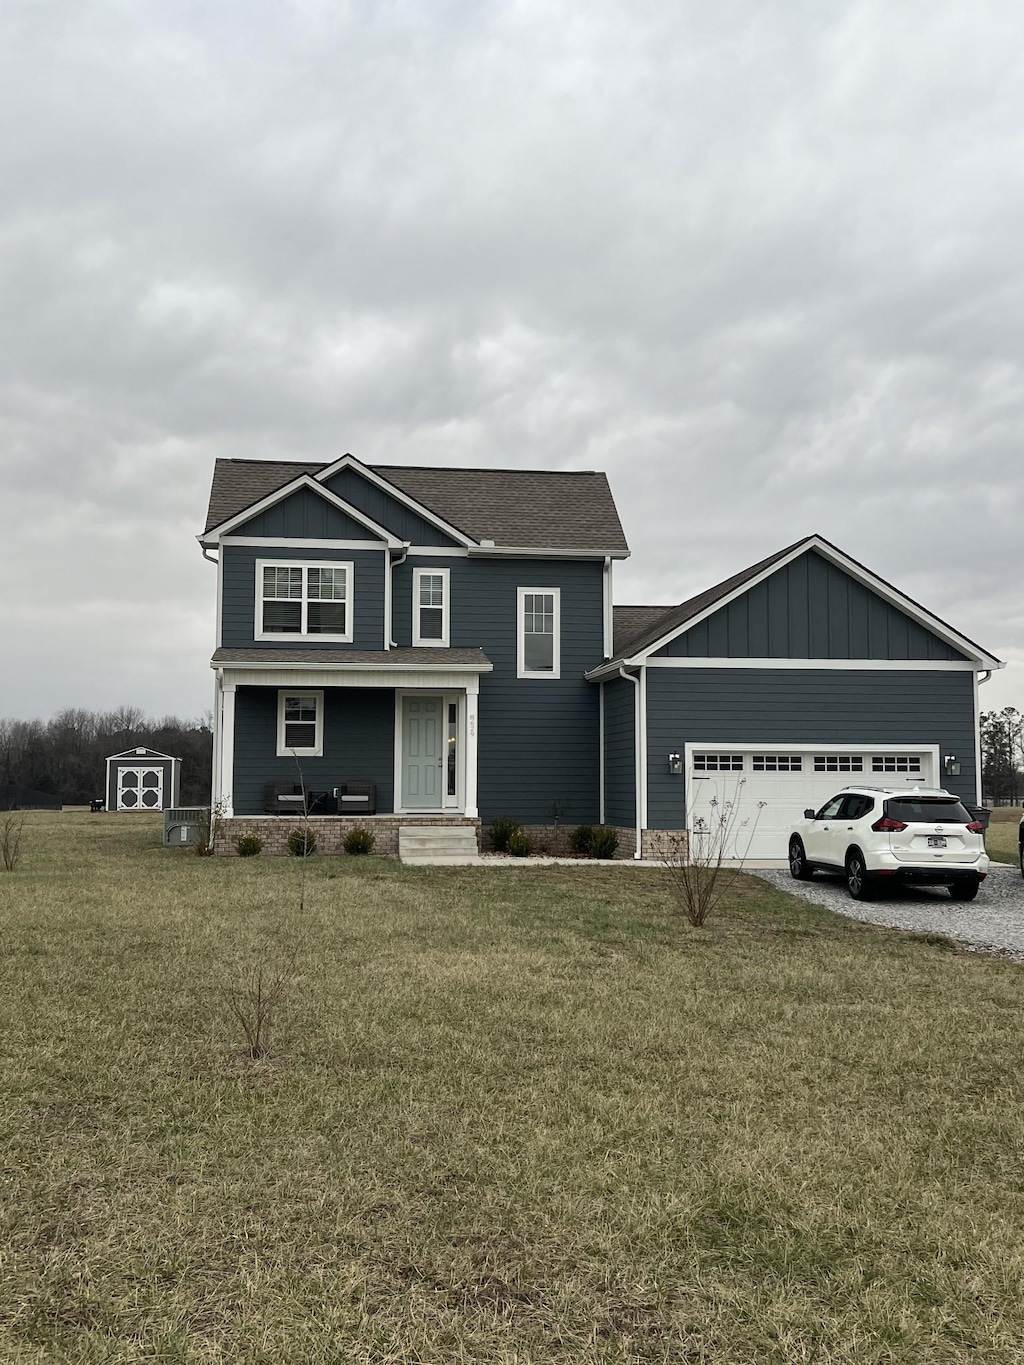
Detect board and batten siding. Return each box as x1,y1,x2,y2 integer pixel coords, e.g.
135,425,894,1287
601,676,636,828
644,668,978,830
221,544,386,650
233,486,382,541
232,687,395,816
322,469,462,546
656,551,969,661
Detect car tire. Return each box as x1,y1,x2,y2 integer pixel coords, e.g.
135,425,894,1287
845,851,873,901
949,878,980,902
788,837,814,881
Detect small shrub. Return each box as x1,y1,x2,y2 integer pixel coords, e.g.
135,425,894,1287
1,808,25,871
507,829,533,858
568,824,596,857
490,816,522,853
591,826,619,860
287,827,317,858
234,832,264,858
343,826,375,855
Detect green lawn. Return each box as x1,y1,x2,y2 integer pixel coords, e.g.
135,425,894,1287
2,813,1024,1363
985,806,1022,866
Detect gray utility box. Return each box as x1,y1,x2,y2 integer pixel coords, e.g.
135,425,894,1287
164,807,208,847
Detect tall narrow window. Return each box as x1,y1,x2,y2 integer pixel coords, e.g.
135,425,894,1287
413,567,449,646
257,561,353,642
518,587,560,678
276,691,324,756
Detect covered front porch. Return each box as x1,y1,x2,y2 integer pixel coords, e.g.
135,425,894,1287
210,648,492,820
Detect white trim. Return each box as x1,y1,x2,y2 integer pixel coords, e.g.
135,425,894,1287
468,546,626,560
276,689,324,758
394,690,464,814
219,535,398,551
638,665,648,835
220,666,485,691
313,453,477,547
406,545,470,558
211,671,222,810
465,677,479,818
412,566,450,648
620,535,1002,670
598,681,605,826
106,746,177,760
255,559,354,644
973,671,983,803
618,666,643,860
637,657,982,672
200,473,403,547
215,547,223,649
215,658,489,675
602,557,613,659
517,586,561,680
383,547,391,651
220,684,236,817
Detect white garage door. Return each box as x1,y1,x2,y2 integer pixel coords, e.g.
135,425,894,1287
685,746,937,861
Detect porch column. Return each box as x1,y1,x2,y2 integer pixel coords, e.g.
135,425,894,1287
220,683,236,817
464,677,479,818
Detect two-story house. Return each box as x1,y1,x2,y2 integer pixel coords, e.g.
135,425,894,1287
200,455,1002,858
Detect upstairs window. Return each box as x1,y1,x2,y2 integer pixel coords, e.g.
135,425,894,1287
518,588,560,678
257,561,353,642
413,567,450,647
276,691,324,756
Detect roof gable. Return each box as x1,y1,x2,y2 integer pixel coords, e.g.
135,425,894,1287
202,473,400,546
233,484,388,541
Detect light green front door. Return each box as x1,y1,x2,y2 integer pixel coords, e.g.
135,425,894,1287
402,695,443,809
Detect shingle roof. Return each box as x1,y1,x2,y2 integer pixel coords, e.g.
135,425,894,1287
612,606,677,657
212,647,492,670
204,457,630,554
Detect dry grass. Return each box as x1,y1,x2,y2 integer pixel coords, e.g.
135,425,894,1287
2,812,1024,1362
985,806,1022,866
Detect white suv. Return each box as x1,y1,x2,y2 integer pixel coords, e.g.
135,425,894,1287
789,787,989,901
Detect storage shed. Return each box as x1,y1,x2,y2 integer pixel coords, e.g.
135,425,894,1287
105,748,181,812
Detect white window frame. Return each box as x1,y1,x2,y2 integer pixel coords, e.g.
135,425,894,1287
517,587,561,679
412,566,450,648
256,559,354,643
276,690,324,757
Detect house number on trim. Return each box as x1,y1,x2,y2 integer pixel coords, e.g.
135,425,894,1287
469,715,476,738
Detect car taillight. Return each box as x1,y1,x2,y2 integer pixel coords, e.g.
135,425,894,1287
871,816,908,832
966,820,985,833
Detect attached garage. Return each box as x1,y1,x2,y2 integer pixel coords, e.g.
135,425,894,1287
685,744,939,860
104,748,181,813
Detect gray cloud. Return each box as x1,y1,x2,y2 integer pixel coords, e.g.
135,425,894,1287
1,0,1022,717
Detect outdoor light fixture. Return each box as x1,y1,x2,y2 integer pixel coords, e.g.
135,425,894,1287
668,752,683,775
943,754,961,777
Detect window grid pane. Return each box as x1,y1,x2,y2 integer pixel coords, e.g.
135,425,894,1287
872,755,922,773
419,574,444,607
814,755,864,772
752,755,803,772
693,754,745,772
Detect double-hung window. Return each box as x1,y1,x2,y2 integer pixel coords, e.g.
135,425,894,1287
412,567,449,646
517,587,560,678
276,691,324,757
256,561,353,642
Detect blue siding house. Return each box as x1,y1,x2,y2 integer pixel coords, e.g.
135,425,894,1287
200,458,1002,858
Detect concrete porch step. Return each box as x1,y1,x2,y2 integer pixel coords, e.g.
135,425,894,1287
399,825,480,865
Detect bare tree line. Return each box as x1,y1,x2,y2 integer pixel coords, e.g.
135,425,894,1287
0,707,212,807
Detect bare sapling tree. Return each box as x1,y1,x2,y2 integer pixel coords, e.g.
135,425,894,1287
664,778,766,927
1,807,25,871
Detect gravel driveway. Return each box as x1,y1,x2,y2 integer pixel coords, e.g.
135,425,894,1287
751,862,1024,960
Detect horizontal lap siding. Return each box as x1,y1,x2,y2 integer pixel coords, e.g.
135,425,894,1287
232,687,395,816
602,677,636,828
222,545,385,650
645,668,977,828
659,551,968,660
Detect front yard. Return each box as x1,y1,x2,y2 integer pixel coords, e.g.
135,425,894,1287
2,813,1024,1363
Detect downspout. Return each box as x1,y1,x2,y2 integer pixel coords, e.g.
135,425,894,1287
618,665,643,860
388,545,410,649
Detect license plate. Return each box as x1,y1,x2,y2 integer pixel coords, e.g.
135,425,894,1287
927,836,947,848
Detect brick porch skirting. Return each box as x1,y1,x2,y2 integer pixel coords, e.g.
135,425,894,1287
216,815,481,857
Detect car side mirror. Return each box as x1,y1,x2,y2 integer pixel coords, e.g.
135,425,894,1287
803,808,816,819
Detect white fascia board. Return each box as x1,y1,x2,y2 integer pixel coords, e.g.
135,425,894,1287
313,453,477,548
199,475,403,548
212,659,493,674
218,665,490,690
627,535,1002,670
641,657,984,671
467,546,629,560
107,747,177,760
219,535,404,551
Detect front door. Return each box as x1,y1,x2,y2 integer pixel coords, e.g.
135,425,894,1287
401,695,444,809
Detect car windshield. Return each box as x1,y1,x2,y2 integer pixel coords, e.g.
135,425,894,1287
884,798,972,824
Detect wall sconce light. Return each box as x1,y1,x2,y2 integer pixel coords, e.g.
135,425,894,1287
668,752,683,775
943,754,960,777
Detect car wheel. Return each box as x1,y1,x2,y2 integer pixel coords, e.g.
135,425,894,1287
949,878,980,902
845,851,873,901
788,837,814,881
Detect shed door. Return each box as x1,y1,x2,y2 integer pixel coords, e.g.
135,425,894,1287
117,766,164,810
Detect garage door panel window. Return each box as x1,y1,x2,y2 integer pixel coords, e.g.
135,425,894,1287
872,755,921,774
752,755,803,772
814,755,864,773
693,754,744,771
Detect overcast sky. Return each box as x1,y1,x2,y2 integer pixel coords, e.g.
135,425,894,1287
2,0,1023,721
